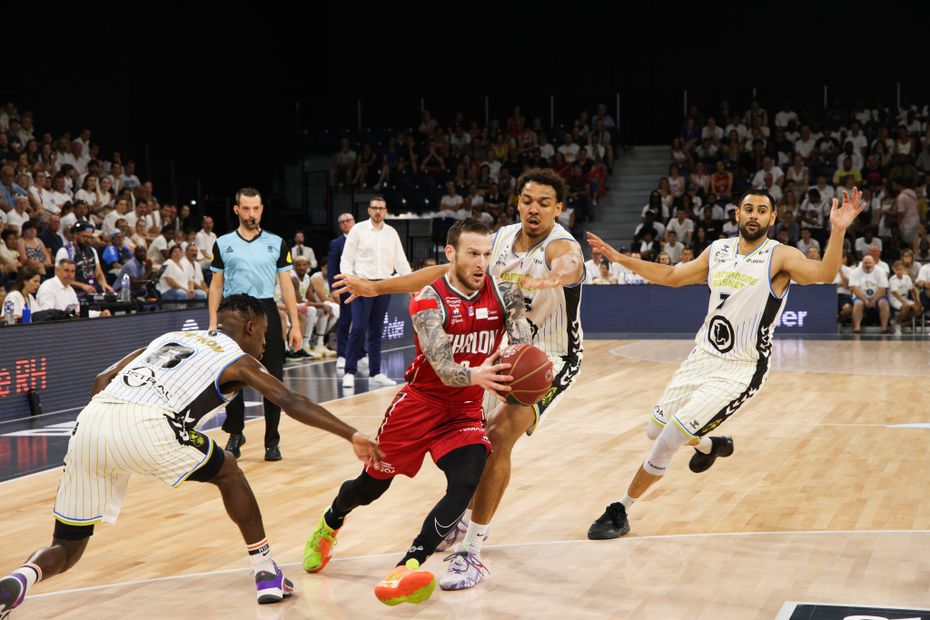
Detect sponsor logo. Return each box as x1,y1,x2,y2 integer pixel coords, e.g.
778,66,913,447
450,330,497,355
266,244,275,254
122,367,173,401
225,246,233,253
708,315,735,353
179,333,224,353
445,297,462,307
476,307,488,320
776,310,808,327
374,461,395,474
540,386,558,406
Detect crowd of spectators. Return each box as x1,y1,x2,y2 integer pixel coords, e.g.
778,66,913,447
0,102,222,322
326,104,618,233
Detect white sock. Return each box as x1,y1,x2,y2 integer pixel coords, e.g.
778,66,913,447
619,494,636,509
13,563,41,593
302,336,310,350
247,538,276,575
462,521,489,555
462,508,472,526
695,436,713,454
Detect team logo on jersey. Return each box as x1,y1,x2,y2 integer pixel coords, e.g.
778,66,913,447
468,306,474,316
145,343,196,368
225,246,233,253
708,315,735,353
266,244,275,254
187,429,206,448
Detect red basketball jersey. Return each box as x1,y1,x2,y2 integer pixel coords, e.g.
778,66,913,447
404,274,507,405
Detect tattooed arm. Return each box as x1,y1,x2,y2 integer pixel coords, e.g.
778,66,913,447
497,279,532,346
411,286,513,392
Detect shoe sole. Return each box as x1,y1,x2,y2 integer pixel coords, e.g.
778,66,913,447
439,573,485,591
375,574,436,606
256,584,294,605
587,523,630,540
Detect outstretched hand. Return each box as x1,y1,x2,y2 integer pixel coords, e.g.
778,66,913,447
829,186,866,231
332,273,377,303
351,432,384,468
585,232,623,263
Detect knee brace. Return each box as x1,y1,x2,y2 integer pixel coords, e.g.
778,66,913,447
643,425,692,476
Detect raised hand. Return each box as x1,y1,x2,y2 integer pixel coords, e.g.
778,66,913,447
829,186,866,231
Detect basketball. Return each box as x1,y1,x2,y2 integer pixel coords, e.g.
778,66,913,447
500,344,554,406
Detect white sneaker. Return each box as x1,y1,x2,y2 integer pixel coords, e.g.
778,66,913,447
369,373,396,386
321,346,337,357
342,373,355,388
357,356,369,372
434,519,468,553
894,324,902,336
439,545,488,591
336,356,345,370
306,347,323,360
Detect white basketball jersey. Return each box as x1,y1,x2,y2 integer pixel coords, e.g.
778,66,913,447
490,223,584,359
102,330,246,427
695,238,789,363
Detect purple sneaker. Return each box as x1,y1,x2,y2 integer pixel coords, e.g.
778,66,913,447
0,574,26,618
255,561,294,604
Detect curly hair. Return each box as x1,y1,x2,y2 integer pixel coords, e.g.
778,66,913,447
218,294,266,319
515,167,567,203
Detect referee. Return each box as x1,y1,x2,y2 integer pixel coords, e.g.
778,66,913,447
208,187,302,461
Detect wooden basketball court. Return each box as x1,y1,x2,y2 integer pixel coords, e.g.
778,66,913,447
7,339,930,619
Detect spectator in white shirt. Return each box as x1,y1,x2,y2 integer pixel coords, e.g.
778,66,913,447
662,230,685,264
35,258,110,317
796,228,820,256
752,156,784,188
440,182,464,212
888,260,922,333
4,266,40,322
339,195,411,387
290,230,317,269
119,161,141,191
557,133,580,163
850,255,890,333
194,216,217,269
666,206,695,245
158,245,206,301
146,225,173,265
585,246,627,282
6,196,30,233
859,244,890,276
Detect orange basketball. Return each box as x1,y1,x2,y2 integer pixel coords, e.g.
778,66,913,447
500,343,554,406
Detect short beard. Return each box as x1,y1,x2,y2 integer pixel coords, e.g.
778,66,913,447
738,222,768,242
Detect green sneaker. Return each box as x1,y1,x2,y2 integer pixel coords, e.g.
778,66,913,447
303,514,341,573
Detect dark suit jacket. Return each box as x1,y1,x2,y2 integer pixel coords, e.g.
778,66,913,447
328,234,346,290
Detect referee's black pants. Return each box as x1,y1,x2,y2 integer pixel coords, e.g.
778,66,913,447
222,297,284,448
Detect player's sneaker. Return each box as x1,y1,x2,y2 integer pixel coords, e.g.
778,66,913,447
0,574,27,618
689,436,734,473
373,559,435,606
303,514,341,573
254,562,293,604
225,433,246,458
434,519,468,553
587,502,630,539
438,545,489,591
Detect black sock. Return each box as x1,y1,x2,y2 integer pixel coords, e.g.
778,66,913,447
396,445,487,567
324,507,344,530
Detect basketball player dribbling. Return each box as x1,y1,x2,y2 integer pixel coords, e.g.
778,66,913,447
572,188,864,539
332,169,586,590
301,219,532,605
0,295,381,618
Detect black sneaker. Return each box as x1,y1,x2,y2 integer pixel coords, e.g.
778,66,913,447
688,436,734,473
225,433,246,458
265,445,282,461
587,502,630,540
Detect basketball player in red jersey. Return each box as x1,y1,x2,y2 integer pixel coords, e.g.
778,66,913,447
301,219,532,606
